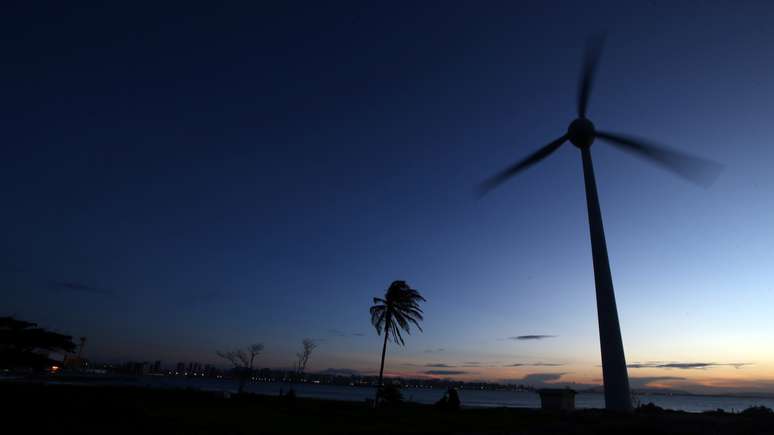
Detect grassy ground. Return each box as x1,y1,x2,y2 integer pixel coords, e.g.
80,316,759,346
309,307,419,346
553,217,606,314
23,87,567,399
2,382,773,434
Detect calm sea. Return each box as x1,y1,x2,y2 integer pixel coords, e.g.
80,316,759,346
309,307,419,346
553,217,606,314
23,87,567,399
119,377,774,413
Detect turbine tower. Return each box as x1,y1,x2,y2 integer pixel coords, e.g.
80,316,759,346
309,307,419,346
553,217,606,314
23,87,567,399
480,37,720,411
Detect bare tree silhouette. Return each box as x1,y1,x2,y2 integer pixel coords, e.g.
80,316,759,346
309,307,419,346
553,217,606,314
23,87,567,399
216,343,264,394
295,338,317,378
285,338,317,401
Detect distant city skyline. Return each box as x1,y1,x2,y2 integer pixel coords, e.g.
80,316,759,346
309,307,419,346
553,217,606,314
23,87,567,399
61,351,773,397
42,329,770,396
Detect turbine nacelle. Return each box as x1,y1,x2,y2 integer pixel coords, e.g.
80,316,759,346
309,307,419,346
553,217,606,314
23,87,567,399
568,118,596,149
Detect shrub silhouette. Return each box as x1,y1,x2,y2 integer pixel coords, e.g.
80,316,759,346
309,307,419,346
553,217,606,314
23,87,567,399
447,388,461,410
741,406,773,416
376,385,403,407
637,402,664,414
435,388,461,411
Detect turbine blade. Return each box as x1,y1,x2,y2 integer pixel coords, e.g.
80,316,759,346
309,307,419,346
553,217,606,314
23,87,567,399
596,131,722,187
577,35,606,118
479,135,568,196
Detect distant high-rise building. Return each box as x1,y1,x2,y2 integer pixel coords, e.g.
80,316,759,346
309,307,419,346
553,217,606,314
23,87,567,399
123,361,148,375
176,362,185,374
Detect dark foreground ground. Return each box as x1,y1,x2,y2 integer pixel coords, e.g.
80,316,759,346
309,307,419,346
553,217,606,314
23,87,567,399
2,382,774,434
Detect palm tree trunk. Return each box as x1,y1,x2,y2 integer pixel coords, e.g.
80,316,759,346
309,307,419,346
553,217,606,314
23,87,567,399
375,314,390,407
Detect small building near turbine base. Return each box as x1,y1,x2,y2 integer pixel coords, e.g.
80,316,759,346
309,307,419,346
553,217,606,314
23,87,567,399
537,388,576,411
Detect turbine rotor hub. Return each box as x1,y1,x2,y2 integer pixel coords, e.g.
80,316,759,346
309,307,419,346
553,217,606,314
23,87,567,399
568,118,596,149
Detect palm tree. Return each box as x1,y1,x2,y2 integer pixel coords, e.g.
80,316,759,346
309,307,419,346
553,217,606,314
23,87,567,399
370,280,425,404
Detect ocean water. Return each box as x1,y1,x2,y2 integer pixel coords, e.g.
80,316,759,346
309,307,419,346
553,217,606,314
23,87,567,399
132,377,774,413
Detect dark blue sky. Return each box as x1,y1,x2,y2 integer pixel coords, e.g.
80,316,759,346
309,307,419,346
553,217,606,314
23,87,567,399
3,2,774,390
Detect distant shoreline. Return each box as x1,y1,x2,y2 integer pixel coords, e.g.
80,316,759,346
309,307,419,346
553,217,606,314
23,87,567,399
15,372,774,401
5,374,774,414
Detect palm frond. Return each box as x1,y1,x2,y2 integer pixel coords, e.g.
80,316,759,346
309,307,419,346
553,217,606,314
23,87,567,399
371,280,425,347
389,322,405,346
370,308,386,335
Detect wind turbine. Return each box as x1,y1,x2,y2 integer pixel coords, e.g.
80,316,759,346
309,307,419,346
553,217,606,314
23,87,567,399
480,37,720,411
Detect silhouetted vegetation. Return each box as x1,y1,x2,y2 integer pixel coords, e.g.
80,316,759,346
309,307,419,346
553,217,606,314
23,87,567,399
740,405,774,416
216,343,263,394
283,386,297,407
376,384,404,407
294,338,316,379
370,280,425,406
435,387,461,411
636,402,664,414
0,316,76,370
286,338,317,400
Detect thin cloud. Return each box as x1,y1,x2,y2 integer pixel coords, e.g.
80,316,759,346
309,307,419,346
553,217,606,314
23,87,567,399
522,373,566,383
629,376,687,389
627,362,752,370
351,332,365,337
460,362,500,368
50,280,113,296
318,368,361,376
6,263,115,296
504,372,568,387
505,362,564,367
425,370,469,376
4,263,116,297
423,348,445,353
328,329,346,337
424,362,498,368
509,335,557,341
727,363,751,369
